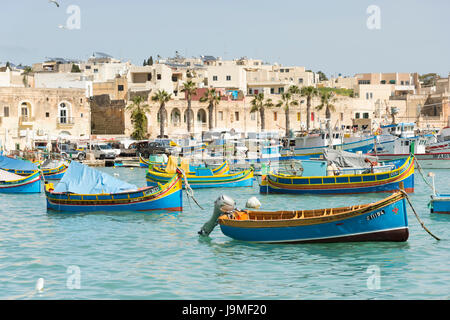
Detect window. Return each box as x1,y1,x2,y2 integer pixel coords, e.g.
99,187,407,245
218,111,223,121
355,113,360,119
363,112,369,119
45,112,50,118
226,75,231,81
58,102,69,124
3,106,9,117
380,80,386,84
340,113,344,121
358,80,370,85
248,89,253,94
213,76,218,81
270,88,275,94
235,112,239,121
285,69,289,73
118,85,124,91
298,78,303,84
278,87,284,94
250,112,256,121
401,81,404,85
297,112,301,121
85,66,91,70
93,69,98,73
81,113,83,118
389,80,396,84
274,112,278,121
370,93,373,99
157,74,161,80
280,69,285,73
147,73,152,81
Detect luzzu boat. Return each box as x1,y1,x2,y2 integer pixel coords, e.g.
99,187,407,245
260,154,414,195
429,194,450,214
0,155,68,180
45,161,183,212
206,192,409,243
0,169,42,193
152,160,230,176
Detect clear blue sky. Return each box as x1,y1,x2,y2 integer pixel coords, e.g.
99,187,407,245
1,0,449,77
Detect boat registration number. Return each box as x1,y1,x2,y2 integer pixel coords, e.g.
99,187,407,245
366,210,386,221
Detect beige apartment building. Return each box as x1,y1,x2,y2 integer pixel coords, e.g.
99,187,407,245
0,87,90,151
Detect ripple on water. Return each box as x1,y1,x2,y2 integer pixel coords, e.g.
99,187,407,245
1,167,450,299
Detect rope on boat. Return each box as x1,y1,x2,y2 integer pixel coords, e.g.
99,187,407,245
399,189,440,241
177,168,204,210
414,157,438,194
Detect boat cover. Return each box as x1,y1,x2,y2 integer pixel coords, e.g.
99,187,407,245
53,161,137,194
0,156,38,171
41,159,65,169
0,168,25,181
322,149,378,168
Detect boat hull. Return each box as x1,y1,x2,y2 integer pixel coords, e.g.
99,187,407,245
0,171,42,193
430,194,450,214
260,156,414,194
369,153,450,169
46,175,183,213
147,169,254,189
219,194,409,243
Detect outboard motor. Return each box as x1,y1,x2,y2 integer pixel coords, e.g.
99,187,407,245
198,195,236,236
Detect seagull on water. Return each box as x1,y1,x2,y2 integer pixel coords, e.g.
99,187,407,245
49,0,60,7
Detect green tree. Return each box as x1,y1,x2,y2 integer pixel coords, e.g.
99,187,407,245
276,89,299,137
148,56,153,66
250,93,273,131
22,66,32,87
180,80,197,134
200,88,221,130
71,64,81,73
126,95,150,140
151,90,172,138
300,86,319,131
317,71,328,81
315,92,336,129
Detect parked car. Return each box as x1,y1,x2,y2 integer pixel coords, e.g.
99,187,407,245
91,144,117,160
60,144,86,160
135,141,172,158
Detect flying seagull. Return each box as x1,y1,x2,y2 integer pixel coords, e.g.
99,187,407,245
49,0,60,7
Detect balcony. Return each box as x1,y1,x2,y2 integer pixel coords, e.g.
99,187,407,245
19,116,35,127
56,117,75,129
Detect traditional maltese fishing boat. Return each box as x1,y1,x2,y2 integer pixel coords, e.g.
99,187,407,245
147,156,252,189
45,161,183,212
260,150,414,195
0,155,68,180
40,159,69,180
0,169,42,193
199,192,409,243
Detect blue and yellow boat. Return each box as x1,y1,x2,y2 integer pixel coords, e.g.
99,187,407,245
0,169,42,193
0,156,68,180
146,156,253,189
45,161,183,212
217,192,409,243
260,156,414,195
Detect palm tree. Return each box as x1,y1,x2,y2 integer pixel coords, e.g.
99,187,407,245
276,90,299,137
250,93,273,131
300,86,319,131
22,66,32,87
151,90,172,138
180,80,197,134
126,95,150,140
200,88,221,130
315,92,336,129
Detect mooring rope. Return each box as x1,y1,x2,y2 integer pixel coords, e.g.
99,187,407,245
399,189,440,241
414,157,437,194
178,168,204,210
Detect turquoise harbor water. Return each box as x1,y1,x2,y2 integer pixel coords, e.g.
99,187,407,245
1,166,450,300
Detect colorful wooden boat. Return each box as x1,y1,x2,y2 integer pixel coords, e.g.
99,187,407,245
429,194,450,214
40,160,69,180
0,155,68,180
45,161,183,212
0,169,42,193
152,160,230,176
217,192,409,243
147,167,254,189
260,156,414,195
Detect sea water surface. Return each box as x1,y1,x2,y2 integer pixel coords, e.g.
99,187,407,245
1,166,449,300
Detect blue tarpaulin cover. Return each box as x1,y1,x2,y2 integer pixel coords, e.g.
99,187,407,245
0,156,38,171
53,161,137,194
